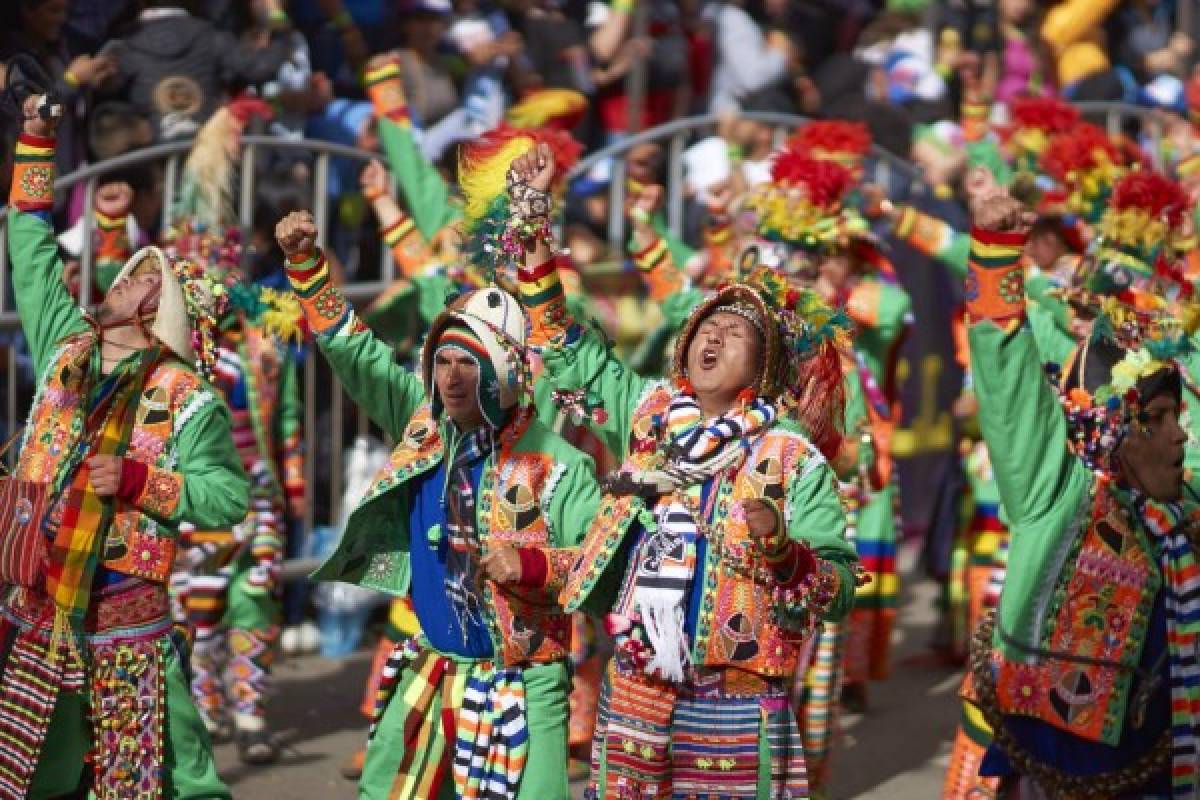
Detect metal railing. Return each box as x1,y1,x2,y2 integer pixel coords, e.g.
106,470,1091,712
567,112,922,254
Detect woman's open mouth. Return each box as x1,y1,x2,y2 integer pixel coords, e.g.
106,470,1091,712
701,348,718,369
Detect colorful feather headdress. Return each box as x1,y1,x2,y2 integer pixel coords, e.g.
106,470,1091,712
1039,122,1123,225
742,146,871,252
1095,170,1191,280
458,124,582,282
672,266,853,458
1005,96,1081,171
788,120,873,175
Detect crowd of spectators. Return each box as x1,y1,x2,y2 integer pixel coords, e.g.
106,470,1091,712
0,2,1190,237
0,0,1195,275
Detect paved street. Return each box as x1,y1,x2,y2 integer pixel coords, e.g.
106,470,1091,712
215,546,961,799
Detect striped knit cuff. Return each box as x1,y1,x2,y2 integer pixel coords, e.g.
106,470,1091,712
966,228,1027,326
704,217,732,247
765,540,818,589
364,62,410,124
631,235,669,273
11,134,55,212
382,216,416,249
96,211,130,266
518,257,565,309
961,101,990,142
286,249,361,337
519,256,577,347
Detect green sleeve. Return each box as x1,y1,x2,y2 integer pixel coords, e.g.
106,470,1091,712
9,210,88,376
287,249,428,439
938,232,970,279
379,118,462,242
171,397,250,528
318,327,427,442
275,352,301,443
840,369,875,479
540,325,654,463
967,271,1089,530
873,282,913,346
651,212,697,268
546,458,603,547
785,458,856,621
661,288,706,328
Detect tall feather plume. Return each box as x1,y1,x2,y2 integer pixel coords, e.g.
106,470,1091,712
176,107,240,231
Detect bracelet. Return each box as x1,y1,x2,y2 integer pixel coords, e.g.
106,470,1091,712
612,0,635,13
505,173,553,244
269,8,290,25
331,9,354,30
63,70,80,88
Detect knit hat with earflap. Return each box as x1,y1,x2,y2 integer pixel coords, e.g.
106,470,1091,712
106,246,229,379
422,287,528,429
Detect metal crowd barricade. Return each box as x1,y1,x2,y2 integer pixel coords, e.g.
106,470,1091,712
0,119,931,581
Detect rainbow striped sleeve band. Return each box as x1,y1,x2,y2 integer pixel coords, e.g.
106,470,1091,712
966,227,1027,326
11,134,56,213
286,249,364,337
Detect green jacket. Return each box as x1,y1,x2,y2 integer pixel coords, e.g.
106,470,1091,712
289,252,602,665
968,227,1173,746
9,210,248,577
540,323,858,628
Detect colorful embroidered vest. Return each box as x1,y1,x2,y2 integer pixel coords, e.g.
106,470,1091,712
993,483,1161,746
18,333,213,583
562,385,825,679
344,404,575,668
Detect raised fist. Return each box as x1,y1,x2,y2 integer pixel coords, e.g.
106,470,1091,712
275,211,318,257
22,94,60,139
508,142,557,194
966,167,1034,234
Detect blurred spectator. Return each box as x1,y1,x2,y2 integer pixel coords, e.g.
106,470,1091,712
1041,0,1119,93
88,101,154,160
589,0,688,136
707,0,793,114
0,0,118,175
388,0,457,129
1114,0,1193,82
513,0,588,94
231,0,334,140
102,0,294,140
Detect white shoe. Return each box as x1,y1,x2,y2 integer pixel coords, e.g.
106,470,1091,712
298,621,321,654
281,626,301,656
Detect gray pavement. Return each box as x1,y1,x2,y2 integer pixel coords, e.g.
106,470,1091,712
215,549,961,799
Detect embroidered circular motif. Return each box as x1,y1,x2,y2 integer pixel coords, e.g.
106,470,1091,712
314,287,343,320
999,268,1025,305
20,166,52,199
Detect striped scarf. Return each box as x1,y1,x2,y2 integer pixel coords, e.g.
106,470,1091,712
443,425,495,647
1137,494,1200,797
45,347,163,633
369,637,528,800
630,392,776,682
